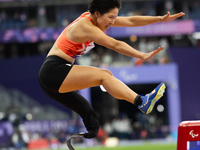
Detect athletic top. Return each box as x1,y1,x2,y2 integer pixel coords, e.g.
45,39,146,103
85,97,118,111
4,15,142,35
56,12,95,58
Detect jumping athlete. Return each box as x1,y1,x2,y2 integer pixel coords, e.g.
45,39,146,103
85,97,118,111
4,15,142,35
38,0,185,143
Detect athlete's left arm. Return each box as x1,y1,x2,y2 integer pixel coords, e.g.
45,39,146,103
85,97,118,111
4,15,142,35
113,11,185,27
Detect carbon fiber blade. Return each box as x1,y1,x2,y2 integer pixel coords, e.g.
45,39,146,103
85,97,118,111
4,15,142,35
66,133,84,150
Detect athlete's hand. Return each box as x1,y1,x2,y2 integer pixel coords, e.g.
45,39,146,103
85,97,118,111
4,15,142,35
142,46,164,61
161,11,185,23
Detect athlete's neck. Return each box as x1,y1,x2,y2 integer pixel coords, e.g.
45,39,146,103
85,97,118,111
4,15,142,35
88,13,97,26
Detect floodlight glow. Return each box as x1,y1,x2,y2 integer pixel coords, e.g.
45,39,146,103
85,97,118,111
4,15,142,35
26,113,32,121
192,32,200,39
105,137,119,147
157,104,164,112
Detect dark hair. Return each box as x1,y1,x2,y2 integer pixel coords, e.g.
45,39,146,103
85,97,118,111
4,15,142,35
89,0,121,15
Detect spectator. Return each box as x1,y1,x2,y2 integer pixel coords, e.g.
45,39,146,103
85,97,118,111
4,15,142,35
112,115,132,140
97,126,108,145
103,120,114,137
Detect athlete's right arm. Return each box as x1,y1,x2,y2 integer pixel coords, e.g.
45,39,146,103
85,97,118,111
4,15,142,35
82,21,164,61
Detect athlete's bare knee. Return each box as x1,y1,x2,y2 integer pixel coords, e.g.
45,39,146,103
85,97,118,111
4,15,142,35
99,69,114,85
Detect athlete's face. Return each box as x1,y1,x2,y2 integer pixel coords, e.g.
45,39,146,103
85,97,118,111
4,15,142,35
96,8,119,31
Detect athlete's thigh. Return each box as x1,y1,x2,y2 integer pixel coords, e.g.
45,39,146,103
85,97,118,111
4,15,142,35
59,65,111,93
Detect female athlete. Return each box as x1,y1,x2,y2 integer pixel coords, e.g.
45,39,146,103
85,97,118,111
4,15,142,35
38,0,185,139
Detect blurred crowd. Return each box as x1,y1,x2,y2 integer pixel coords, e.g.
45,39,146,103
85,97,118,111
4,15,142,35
0,86,171,149
9,119,85,150
0,0,200,30
98,112,169,144
0,0,200,149
0,0,200,65
0,112,170,149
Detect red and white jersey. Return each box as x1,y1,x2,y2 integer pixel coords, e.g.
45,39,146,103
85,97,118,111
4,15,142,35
56,12,95,58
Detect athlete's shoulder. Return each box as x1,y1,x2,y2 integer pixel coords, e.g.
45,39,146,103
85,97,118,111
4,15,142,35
81,12,90,16
77,15,94,31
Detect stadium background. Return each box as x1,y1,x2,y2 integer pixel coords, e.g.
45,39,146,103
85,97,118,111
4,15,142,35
0,0,200,149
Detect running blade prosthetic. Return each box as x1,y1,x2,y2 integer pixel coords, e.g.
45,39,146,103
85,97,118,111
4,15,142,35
67,133,84,150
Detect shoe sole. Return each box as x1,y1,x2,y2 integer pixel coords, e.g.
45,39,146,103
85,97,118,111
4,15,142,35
146,83,166,114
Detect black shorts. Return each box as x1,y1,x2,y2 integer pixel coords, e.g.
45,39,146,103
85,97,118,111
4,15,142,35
38,55,99,138
38,55,73,93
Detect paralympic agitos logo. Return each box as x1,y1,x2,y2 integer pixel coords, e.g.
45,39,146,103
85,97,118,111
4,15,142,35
189,130,199,138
